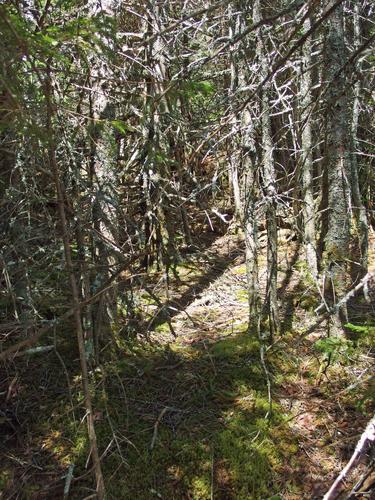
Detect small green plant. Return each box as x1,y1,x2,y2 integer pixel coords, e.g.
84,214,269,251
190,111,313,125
313,335,357,385
345,322,375,335
345,322,375,348
314,336,354,364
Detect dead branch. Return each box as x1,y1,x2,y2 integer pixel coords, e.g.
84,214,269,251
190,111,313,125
323,414,375,500
150,407,169,451
0,255,142,362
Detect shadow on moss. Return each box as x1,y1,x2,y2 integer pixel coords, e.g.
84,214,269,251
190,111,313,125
91,333,298,500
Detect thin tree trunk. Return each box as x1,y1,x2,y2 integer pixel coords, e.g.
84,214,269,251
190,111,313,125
350,2,368,284
228,1,261,331
229,5,242,219
254,0,280,338
301,15,318,277
45,69,105,499
243,149,261,332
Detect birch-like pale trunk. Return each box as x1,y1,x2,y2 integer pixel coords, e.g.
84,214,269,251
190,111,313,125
301,16,318,278
228,4,242,219
350,2,368,283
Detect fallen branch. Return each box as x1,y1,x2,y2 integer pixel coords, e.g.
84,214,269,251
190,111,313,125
150,407,169,451
348,458,375,498
267,272,374,353
304,272,373,335
0,254,142,362
323,414,375,500
63,463,75,499
23,345,54,356
0,308,76,362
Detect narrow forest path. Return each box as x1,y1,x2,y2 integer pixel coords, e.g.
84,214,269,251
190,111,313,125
140,229,375,500
149,232,250,345
1,231,374,499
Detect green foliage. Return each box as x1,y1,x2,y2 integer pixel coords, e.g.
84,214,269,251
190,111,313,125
345,322,375,335
314,336,354,363
345,322,375,349
111,120,129,135
181,80,215,98
175,79,217,118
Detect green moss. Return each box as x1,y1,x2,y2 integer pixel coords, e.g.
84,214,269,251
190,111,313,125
154,321,171,333
236,289,249,303
191,475,211,499
6,319,305,499
0,469,12,490
210,332,259,360
232,264,247,275
217,413,274,498
72,433,89,457
94,333,290,498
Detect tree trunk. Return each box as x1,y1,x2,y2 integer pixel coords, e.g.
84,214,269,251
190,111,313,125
254,0,280,338
301,15,318,278
350,2,368,284
323,1,352,333
228,5,243,219
45,69,105,499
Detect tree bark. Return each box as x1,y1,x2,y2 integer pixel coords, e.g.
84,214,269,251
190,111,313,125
323,1,352,333
228,4,243,219
301,15,318,277
350,2,368,284
254,0,280,338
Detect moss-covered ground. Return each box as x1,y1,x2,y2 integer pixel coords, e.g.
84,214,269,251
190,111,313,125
1,231,374,499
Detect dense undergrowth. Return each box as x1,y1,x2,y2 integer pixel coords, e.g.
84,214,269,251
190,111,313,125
1,232,374,499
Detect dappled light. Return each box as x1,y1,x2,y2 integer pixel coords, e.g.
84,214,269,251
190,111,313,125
1,1,374,499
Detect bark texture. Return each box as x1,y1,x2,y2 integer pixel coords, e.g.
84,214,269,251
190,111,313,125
323,1,352,331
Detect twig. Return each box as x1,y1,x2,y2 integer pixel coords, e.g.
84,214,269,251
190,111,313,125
53,325,76,422
347,458,375,498
269,272,374,352
211,447,215,500
63,464,75,499
154,361,184,371
323,414,375,500
150,407,169,451
203,340,217,376
260,343,272,418
338,371,373,395
303,272,374,337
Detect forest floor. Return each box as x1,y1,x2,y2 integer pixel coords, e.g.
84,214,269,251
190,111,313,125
1,228,375,499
